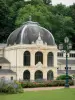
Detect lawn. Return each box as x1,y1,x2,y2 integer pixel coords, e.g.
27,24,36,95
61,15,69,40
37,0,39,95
0,88,75,100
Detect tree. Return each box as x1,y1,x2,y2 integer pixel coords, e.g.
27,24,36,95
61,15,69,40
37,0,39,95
0,0,75,49
15,3,75,46
67,4,75,49
31,0,44,5
55,15,74,43
43,0,52,5
0,0,10,42
69,4,75,23
49,4,70,16
15,4,52,30
0,0,25,42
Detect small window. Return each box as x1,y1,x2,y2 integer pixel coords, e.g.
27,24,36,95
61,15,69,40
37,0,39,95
69,67,71,70
35,52,43,65
47,52,53,66
65,67,66,69
57,67,59,69
11,77,13,80
70,53,75,58
65,67,69,69
24,51,30,66
57,52,63,57
1,77,5,81
0,66,2,69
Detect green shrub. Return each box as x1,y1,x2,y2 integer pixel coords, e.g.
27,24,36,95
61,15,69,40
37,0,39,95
20,80,73,88
0,81,24,94
56,75,72,80
6,85,16,93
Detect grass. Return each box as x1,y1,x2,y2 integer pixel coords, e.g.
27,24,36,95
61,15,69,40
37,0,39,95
0,88,75,100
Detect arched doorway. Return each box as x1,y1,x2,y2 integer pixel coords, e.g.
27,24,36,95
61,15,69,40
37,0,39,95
47,52,53,67
23,70,30,80
35,52,43,64
23,51,30,66
47,70,54,80
35,70,43,80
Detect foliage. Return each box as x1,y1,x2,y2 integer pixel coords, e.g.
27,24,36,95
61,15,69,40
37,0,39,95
43,0,52,5
0,0,10,42
0,0,25,43
72,74,75,79
15,3,75,45
56,75,72,80
31,0,44,5
0,81,24,94
20,80,73,88
0,0,75,49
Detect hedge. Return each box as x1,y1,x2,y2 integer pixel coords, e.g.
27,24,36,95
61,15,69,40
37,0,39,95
20,80,73,88
56,75,72,80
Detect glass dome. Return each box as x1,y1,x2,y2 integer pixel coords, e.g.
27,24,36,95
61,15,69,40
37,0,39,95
7,21,56,46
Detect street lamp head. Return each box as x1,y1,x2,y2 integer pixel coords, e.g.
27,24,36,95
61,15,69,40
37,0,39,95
68,43,72,50
59,43,63,50
64,37,69,43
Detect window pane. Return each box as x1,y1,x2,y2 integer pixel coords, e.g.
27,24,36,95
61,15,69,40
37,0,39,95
35,52,43,64
24,51,30,66
47,52,53,66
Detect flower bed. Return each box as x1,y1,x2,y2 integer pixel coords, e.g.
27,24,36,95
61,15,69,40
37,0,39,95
20,80,73,88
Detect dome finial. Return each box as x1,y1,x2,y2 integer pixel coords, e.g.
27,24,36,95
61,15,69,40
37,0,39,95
38,32,41,40
35,32,43,45
29,15,32,21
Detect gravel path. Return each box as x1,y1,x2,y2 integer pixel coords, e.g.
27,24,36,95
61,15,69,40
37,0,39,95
24,86,75,91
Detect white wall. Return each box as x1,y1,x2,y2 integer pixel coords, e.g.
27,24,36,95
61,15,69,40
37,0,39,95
0,74,16,81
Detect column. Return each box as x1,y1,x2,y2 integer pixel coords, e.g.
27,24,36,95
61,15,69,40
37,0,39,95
31,51,35,66
53,68,58,80
30,70,35,81
43,52,47,67
53,51,57,67
43,70,47,80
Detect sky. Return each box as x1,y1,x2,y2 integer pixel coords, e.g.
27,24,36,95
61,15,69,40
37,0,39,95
52,0,75,6
24,0,75,6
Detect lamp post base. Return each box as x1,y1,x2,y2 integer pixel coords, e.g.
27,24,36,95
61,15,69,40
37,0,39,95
65,84,69,88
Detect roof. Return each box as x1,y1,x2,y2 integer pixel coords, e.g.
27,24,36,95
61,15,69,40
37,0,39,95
7,21,55,46
0,69,16,75
0,57,10,64
0,44,7,48
57,70,75,75
57,59,75,65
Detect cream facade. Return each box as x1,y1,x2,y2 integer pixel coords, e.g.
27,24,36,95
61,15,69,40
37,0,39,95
0,20,75,81
4,44,58,80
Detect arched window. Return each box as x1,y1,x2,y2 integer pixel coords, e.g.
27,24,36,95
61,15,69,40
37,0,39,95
23,70,30,80
47,70,54,80
35,52,43,64
0,66,2,69
11,77,13,80
35,70,43,80
47,52,53,66
24,51,30,66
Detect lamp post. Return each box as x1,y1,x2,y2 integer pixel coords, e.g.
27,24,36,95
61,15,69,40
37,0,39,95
59,37,72,88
